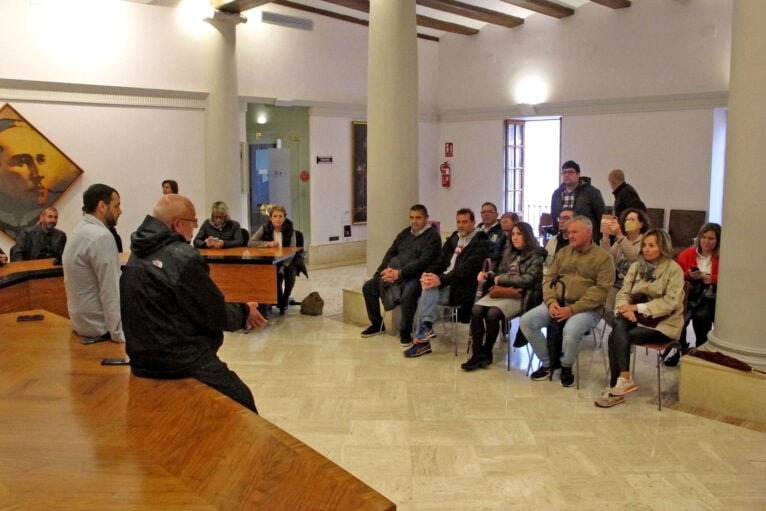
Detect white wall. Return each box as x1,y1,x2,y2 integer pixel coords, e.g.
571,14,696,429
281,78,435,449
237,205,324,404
561,109,715,226
426,120,505,228
0,101,205,255
437,0,732,111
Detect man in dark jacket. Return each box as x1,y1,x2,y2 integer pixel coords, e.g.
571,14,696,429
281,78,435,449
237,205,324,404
10,207,66,261
120,194,267,413
361,204,442,346
608,169,646,219
550,160,605,241
404,208,491,357
362,204,441,346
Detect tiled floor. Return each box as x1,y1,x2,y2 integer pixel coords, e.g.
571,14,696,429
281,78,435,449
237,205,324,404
219,264,766,510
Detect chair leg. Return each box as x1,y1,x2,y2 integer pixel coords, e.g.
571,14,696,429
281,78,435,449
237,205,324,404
575,354,580,390
452,307,459,357
656,349,662,411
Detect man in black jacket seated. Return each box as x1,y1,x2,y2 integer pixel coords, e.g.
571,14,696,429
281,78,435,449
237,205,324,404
404,208,490,358
10,207,67,261
361,204,442,346
120,194,267,413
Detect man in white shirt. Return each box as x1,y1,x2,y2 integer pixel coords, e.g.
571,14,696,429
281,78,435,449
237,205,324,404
62,183,124,342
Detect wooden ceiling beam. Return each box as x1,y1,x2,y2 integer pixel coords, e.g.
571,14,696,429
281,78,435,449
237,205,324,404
416,0,523,29
498,0,573,19
320,0,478,35
212,0,271,13
272,0,439,42
415,14,478,35
590,0,631,8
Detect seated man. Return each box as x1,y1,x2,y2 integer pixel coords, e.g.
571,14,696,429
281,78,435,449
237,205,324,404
520,216,614,386
62,185,125,342
405,208,490,357
193,201,245,248
10,207,66,261
121,194,267,413
361,204,442,345
477,202,503,245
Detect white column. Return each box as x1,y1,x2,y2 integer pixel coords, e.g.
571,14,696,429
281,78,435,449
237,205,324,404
366,0,419,275
706,0,766,369
203,16,242,214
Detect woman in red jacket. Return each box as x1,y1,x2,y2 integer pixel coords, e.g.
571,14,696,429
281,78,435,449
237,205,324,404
666,223,721,366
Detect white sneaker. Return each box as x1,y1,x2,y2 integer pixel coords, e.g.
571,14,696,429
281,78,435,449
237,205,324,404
610,376,637,396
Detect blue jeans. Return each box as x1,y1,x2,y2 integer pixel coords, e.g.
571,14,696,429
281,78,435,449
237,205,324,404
419,285,451,325
520,302,601,368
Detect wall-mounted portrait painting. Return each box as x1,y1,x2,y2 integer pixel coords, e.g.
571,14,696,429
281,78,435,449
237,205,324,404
0,103,83,239
352,121,367,224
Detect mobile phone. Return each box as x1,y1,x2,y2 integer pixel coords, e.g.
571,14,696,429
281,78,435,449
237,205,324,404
80,335,110,345
17,314,44,322
101,357,130,366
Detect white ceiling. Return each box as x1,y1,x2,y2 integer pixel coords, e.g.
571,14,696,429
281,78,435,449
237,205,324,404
121,0,595,39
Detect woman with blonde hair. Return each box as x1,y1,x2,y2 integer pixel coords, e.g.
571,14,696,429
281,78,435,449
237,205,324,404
596,228,684,408
193,201,245,249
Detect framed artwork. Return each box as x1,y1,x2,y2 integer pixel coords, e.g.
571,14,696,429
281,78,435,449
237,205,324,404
0,103,83,239
352,121,367,224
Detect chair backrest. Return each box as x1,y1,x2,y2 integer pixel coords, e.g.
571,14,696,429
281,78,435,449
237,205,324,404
539,212,554,241
645,207,664,229
668,209,706,256
240,228,249,242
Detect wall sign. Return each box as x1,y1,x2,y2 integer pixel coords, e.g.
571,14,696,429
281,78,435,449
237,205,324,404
445,142,453,157
316,156,333,163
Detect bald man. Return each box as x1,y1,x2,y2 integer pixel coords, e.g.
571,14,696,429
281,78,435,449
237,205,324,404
120,194,267,413
608,169,646,219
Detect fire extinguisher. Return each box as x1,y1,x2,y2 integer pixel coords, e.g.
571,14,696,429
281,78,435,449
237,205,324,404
440,161,451,188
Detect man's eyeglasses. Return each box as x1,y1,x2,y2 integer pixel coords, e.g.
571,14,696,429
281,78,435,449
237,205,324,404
480,210,496,215
558,216,573,222
561,170,578,176
177,217,198,227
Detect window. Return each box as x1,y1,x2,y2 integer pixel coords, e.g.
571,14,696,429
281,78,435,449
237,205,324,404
504,120,524,214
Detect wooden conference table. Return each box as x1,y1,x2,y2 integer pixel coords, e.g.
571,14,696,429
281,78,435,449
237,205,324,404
0,310,395,510
0,246,301,317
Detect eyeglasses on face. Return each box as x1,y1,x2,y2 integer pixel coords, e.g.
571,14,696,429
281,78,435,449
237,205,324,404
177,217,198,227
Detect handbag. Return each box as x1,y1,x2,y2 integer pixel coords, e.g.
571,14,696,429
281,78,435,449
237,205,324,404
488,285,523,300
300,291,325,316
629,292,667,328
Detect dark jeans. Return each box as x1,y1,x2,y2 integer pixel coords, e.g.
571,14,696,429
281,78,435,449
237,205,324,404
679,297,716,349
277,264,296,310
470,304,505,356
192,357,258,413
362,275,421,336
608,315,672,387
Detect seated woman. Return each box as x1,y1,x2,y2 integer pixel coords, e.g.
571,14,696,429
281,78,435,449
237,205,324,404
462,222,545,371
248,205,297,314
193,201,245,249
666,222,721,366
600,208,651,325
596,228,684,408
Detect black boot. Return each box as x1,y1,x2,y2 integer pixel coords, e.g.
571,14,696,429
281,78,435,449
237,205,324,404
461,345,484,371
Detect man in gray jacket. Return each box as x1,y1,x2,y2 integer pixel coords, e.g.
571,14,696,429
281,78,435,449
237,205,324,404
10,207,66,261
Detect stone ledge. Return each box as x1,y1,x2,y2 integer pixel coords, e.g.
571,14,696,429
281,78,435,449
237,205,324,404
679,354,766,425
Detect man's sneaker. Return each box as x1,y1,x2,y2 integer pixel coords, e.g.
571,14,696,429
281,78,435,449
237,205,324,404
530,366,552,381
595,394,625,408
663,350,680,367
400,333,413,346
413,324,436,343
403,341,432,358
360,323,385,338
609,376,637,396
560,366,575,387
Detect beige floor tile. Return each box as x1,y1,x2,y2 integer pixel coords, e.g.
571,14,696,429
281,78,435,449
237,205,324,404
216,264,766,509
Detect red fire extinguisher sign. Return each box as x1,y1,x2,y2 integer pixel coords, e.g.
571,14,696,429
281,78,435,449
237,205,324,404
445,142,453,157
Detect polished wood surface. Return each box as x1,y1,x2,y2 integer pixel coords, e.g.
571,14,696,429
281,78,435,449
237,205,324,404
0,247,301,315
0,310,395,510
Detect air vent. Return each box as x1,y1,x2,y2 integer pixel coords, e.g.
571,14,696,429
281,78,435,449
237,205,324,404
261,11,313,31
